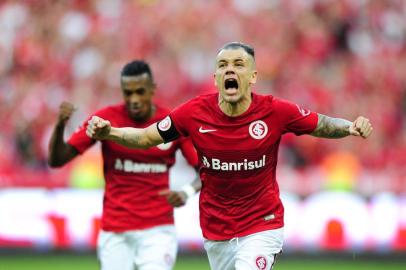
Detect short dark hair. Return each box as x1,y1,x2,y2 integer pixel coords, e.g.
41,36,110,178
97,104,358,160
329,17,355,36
121,60,153,81
218,42,255,60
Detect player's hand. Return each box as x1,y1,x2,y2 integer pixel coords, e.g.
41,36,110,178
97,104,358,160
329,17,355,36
159,189,187,207
58,102,75,125
86,116,111,140
349,116,373,138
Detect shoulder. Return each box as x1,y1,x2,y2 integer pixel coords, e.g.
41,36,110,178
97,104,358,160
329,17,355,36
188,93,217,106
264,95,295,110
169,93,217,130
252,92,276,108
196,92,218,101
154,103,171,115
175,93,217,112
251,93,301,116
153,104,172,121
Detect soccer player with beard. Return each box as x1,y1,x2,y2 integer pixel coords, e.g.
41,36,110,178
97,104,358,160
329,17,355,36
48,60,200,270
85,43,373,270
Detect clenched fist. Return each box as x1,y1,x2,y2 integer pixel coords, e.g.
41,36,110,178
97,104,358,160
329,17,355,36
58,102,75,125
86,116,111,140
158,189,188,207
349,116,373,138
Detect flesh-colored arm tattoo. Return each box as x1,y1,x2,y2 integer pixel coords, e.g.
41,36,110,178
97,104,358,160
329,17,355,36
109,125,164,149
310,114,352,139
86,116,164,148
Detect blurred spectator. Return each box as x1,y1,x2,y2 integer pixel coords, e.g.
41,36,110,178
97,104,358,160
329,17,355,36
0,0,405,194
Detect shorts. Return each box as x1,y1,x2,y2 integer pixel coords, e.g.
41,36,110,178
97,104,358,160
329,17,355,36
97,225,177,270
204,228,284,270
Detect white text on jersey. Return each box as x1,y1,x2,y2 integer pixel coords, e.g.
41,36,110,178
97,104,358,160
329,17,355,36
114,158,167,173
202,155,266,171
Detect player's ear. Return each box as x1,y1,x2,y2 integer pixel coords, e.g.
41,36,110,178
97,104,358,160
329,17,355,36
213,73,218,87
147,80,156,96
249,71,257,85
151,82,156,95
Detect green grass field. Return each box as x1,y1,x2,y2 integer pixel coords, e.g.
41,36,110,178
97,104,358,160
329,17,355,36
0,253,405,270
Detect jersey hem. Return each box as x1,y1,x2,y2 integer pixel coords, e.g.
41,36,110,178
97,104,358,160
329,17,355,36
202,223,284,241
102,221,175,233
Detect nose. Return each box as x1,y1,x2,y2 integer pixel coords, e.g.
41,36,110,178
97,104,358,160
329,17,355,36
225,70,235,75
129,93,141,105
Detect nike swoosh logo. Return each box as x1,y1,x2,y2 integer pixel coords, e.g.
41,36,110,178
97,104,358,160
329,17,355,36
199,127,217,133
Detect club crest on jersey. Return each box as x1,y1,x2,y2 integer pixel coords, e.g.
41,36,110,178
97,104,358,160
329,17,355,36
255,256,267,270
249,120,268,140
158,116,171,131
296,104,311,116
156,142,173,150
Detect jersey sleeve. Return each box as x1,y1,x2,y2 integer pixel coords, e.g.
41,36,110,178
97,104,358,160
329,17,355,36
67,116,95,154
67,107,113,153
157,99,195,143
274,98,318,135
157,116,181,143
178,137,198,169
169,100,193,137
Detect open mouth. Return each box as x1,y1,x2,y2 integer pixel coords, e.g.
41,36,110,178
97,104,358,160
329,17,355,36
224,78,239,92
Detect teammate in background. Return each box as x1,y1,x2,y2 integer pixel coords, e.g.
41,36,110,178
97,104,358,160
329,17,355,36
48,60,200,270
86,43,373,270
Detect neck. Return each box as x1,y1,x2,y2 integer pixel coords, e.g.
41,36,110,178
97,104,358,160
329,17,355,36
131,104,156,122
145,104,156,120
218,94,252,117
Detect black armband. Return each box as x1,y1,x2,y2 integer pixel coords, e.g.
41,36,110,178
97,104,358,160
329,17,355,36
157,116,180,143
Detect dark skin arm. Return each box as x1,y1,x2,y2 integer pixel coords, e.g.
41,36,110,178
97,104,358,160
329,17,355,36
159,173,202,207
48,102,79,167
161,139,202,207
310,114,373,139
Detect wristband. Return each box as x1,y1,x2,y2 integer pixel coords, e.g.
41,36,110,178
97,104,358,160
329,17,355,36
181,184,196,199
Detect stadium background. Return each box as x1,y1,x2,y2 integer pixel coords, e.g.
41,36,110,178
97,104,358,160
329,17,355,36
0,0,405,269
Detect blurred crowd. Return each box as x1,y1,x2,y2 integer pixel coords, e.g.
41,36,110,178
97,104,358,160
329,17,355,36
0,0,405,194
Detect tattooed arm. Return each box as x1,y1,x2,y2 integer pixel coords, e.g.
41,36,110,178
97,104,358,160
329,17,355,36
86,116,164,149
311,114,373,139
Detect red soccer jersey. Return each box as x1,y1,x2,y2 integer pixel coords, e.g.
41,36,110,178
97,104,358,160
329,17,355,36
68,103,197,232
169,93,318,240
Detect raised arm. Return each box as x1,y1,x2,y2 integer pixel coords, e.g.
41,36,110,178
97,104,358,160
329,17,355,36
86,115,164,149
311,114,373,139
48,102,79,167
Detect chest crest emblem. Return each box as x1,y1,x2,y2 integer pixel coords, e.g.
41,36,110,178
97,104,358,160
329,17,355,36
249,120,268,140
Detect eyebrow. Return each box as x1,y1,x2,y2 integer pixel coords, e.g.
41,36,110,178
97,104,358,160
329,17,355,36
123,87,146,91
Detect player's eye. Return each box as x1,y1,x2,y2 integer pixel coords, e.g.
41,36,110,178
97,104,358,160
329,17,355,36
135,88,146,95
218,62,227,68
